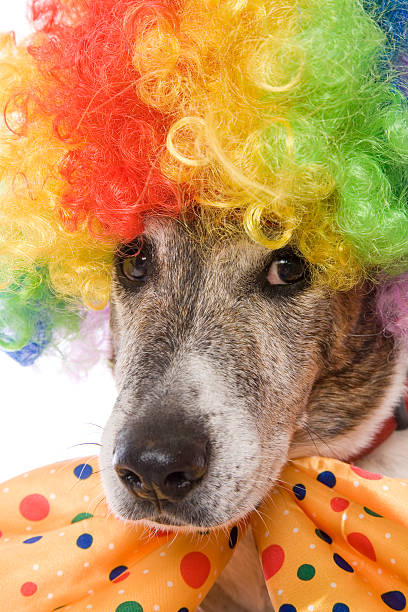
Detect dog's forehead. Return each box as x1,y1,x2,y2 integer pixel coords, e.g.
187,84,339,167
143,216,270,273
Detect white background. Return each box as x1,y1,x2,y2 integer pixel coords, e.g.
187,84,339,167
0,1,116,482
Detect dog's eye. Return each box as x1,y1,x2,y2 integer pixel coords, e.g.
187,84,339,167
122,255,147,282
267,253,306,285
120,249,149,285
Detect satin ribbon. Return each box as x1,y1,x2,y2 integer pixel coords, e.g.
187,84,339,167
1,456,407,612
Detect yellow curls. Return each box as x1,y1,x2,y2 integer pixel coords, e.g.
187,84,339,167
0,33,114,309
130,0,352,277
166,117,210,168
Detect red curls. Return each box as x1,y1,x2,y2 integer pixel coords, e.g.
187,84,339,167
27,0,182,242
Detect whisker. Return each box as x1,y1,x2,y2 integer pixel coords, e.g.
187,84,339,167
304,424,321,456
270,478,293,494
84,422,104,430
252,506,269,532
90,495,106,515
68,442,102,449
167,531,179,549
305,424,337,457
90,468,105,477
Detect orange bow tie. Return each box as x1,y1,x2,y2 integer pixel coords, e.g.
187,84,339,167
1,455,407,612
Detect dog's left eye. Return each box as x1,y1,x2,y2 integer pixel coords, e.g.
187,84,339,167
267,253,307,285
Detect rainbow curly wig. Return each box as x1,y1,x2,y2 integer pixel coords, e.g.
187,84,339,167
1,0,408,365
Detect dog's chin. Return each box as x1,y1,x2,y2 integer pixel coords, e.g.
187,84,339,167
140,517,213,534
111,505,251,533
139,512,250,534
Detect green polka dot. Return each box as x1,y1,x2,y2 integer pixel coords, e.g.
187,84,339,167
363,506,382,518
115,603,143,612
71,512,93,523
297,563,316,581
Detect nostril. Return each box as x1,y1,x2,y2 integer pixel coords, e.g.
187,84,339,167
164,471,196,494
115,466,143,495
162,459,207,498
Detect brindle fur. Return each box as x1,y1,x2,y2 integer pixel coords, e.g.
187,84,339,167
100,216,405,611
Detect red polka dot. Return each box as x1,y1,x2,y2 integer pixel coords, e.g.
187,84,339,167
347,532,376,561
20,582,37,597
350,466,383,480
180,552,211,589
262,544,285,581
19,494,50,521
330,497,350,512
0,530,2,538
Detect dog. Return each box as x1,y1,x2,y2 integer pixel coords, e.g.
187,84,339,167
99,214,408,611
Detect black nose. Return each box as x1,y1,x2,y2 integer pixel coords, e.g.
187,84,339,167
113,427,209,502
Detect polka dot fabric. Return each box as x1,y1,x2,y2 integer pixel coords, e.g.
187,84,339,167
0,456,407,611
0,457,239,611
253,457,408,611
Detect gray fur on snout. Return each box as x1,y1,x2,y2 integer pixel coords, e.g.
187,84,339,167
100,216,401,528
102,355,267,526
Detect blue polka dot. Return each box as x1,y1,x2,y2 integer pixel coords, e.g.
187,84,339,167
229,525,238,548
279,605,297,612
381,591,407,611
109,565,128,581
23,536,43,544
293,483,306,500
333,604,350,612
315,529,332,544
76,533,93,549
333,553,354,573
177,609,189,612
317,470,336,488
74,463,93,480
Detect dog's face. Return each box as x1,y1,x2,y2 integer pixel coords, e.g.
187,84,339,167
100,216,398,529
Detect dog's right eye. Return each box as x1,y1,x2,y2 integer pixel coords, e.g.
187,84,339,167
117,243,150,286
121,254,148,283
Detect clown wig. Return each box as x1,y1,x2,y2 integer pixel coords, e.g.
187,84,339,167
1,0,408,365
